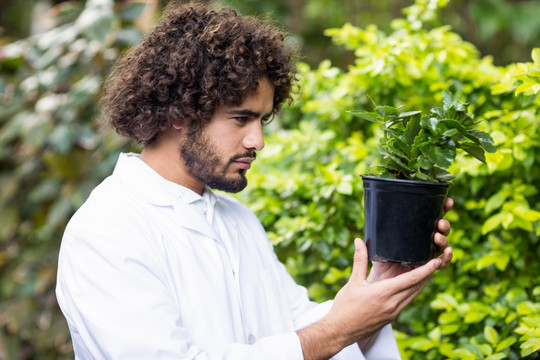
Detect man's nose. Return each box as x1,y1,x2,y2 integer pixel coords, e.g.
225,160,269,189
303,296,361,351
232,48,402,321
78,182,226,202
243,121,265,151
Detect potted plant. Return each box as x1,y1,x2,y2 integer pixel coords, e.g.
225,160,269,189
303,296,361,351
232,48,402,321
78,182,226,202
350,91,496,264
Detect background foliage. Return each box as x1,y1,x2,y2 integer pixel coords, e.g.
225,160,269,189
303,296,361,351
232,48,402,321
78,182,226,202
3,0,540,67
1,0,539,358
0,0,140,357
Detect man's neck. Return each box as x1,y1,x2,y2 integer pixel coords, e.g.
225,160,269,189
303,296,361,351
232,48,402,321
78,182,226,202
140,140,205,195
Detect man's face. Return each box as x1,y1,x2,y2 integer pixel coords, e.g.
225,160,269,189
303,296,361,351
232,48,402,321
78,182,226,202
180,78,275,193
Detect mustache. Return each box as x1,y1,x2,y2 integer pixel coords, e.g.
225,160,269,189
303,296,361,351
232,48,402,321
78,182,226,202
230,151,257,162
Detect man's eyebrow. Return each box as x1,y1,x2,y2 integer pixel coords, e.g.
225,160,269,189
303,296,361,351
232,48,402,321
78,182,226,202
227,109,272,118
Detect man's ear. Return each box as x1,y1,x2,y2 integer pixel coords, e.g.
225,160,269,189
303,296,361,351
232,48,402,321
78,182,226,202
172,120,183,130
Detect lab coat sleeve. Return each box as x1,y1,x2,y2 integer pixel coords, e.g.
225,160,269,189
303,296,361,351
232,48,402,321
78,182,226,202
56,200,305,360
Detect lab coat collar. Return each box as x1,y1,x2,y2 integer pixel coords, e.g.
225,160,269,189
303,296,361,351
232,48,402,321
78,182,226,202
112,152,220,240
113,152,181,207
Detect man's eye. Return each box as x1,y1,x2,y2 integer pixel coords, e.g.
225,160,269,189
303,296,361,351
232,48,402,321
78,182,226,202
261,116,273,125
234,117,249,124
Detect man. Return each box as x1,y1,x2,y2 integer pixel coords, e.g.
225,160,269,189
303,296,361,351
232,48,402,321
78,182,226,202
56,3,453,359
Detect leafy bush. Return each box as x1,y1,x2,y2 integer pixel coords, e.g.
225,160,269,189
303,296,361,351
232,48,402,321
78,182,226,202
0,0,143,357
0,0,539,358
239,2,540,359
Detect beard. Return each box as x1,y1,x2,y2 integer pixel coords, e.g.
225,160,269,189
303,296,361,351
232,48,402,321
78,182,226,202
180,129,255,193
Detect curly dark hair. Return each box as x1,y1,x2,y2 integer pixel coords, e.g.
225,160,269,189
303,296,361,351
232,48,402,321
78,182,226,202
102,2,298,145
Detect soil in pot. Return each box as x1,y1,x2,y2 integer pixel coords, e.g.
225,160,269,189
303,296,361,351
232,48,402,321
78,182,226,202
361,175,450,265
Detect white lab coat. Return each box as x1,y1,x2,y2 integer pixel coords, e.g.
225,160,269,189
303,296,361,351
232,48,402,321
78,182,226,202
56,153,401,359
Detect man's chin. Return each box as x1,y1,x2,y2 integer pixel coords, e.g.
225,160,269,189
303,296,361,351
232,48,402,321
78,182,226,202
207,175,248,193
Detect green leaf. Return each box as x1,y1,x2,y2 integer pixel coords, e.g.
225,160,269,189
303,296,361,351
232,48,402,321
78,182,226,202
439,311,460,324
452,348,476,360
521,339,540,357
418,155,433,170
375,105,400,117
433,166,454,182
47,196,74,229
442,90,457,108
336,181,353,195
0,55,24,74
420,143,455,168
484,325,499,345
430,106,446,119
458,142,486,163
390,137,412,158
119,2,146,22
515,83,540,95
348,110,380,123
411,170,436,181
496,337,517,352
115,28,144,47
431,293,459,309
442,128,459,137
532,47,540,65
421,116,440,134
495,253,510,271
478,343,493,356
464,309,488,323
485,192,505,214
441,324,461,334
516,301,539,315
482,212,505,234
48,124,76,154
428,327,442,342
398,110,422,118
485,354,506,360
410,338,436,351
520,209,540,222
469,130,497,153
404,112,422,145
379,146,412,172
440,118,475,139
76,3,115,42
442,90,468,112
0,207,18,240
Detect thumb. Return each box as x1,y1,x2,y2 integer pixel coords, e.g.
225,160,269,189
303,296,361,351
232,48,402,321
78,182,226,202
349,238,368,283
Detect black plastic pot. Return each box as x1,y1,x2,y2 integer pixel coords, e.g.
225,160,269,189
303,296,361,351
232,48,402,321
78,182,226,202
361,175,450,265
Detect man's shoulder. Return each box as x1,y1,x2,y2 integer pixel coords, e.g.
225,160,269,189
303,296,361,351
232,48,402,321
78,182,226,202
67,175,148,230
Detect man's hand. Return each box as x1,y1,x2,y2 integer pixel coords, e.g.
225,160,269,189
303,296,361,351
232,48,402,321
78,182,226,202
298,238,443,360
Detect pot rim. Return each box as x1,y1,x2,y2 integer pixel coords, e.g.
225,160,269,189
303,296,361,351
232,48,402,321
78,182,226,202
360,175,451,187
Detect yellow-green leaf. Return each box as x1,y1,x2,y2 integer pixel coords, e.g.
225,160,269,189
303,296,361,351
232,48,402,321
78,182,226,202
532,48,540,65
496,337,517,352
484,325,499,345
482,212,506,234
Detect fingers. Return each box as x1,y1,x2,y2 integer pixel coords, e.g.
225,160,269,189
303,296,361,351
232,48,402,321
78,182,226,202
433,231,453,267
398,275,432,309
349,238,368,283
435,218,451,261
385,257,441,295
434,232,448,249
370,258,440,317
437,219,451,236
443,197,454,214
439,246,453,268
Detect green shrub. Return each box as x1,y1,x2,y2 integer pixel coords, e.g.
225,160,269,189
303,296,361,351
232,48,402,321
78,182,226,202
239,2,540,359
0,0,142,356
0,0,538,358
